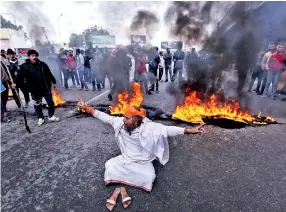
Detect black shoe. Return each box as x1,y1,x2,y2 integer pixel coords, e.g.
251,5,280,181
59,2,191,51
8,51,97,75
165,79,168,82
147,91,153,95
92,88,96,91
156,90,159,93
108,94,113,101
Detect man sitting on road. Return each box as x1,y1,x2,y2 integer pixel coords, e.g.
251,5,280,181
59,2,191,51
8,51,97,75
78,101,205,194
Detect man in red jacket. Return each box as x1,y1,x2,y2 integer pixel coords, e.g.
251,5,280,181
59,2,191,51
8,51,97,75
68,50,80,87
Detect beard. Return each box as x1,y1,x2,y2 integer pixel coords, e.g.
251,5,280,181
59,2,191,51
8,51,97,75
124,123,136,135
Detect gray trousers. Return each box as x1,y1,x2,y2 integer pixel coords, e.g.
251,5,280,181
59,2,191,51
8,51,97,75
264,70,282,97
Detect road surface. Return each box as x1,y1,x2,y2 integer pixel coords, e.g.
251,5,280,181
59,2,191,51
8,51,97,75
1,80,286,212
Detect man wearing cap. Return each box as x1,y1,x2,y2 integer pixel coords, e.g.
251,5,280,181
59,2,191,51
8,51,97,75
78,102,204,192
6,48,31,109
17,49,60,126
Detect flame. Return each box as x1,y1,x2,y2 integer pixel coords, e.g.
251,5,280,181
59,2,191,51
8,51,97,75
107,83,277,125
173,90,257,124
52,90,66,106
109,82,144,114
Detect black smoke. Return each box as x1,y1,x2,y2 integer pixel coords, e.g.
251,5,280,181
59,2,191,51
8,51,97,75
165,2,263,111
3,1,55,45
130,10,159,42
164,1,215,44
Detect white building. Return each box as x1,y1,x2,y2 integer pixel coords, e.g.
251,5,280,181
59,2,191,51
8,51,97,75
0,28,29,50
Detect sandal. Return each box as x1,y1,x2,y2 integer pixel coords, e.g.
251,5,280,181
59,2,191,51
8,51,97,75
106,187,121,211
120,187,131,208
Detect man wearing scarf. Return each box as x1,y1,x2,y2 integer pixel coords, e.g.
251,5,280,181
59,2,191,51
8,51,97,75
78,102,205,192
262,44,286,99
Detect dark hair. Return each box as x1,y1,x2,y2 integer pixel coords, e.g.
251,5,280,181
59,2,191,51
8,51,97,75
76,49,81,54
27,49,39,57
6,48,16,55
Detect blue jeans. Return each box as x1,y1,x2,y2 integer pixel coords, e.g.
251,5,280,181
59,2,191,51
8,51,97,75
78,68,89,89
264,70,282,97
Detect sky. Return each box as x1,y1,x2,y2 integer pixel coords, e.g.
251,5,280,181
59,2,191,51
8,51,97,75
1,1,231,49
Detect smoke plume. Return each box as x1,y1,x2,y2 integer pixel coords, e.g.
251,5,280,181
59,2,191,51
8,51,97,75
130,10,159,42
3,1,55,45
164,2,216,45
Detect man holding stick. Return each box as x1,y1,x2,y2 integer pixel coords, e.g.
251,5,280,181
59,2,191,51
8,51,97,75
77,101,205,210
17,49,59,126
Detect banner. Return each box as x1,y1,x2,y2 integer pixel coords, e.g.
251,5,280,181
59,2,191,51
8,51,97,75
161,41,182,49
131,35,146,44
91,35,116,45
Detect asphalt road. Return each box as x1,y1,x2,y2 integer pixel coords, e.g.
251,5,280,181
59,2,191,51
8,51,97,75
1,80,286,212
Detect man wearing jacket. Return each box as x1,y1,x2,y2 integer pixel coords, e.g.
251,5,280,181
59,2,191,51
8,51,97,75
163,48,173,82
17,49,59,126
1,56,12,122
6,48,30,108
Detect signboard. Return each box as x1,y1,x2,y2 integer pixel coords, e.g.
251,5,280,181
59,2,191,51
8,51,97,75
15,48,31,55
91,35,115,47
131,35,146,44
161,41,182,49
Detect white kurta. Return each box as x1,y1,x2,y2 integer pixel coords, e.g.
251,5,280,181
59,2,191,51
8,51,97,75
93,110,185,191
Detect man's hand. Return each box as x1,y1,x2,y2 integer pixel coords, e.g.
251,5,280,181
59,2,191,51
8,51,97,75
77,100,94,114
11,83,16,89
184,123,205,135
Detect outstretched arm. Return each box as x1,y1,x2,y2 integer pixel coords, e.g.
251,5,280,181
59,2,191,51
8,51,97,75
167,123,205,137
77,101,120,126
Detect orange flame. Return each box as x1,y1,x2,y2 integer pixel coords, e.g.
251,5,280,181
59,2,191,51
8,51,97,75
52,90,66,106
173,90,257,124
108,83,276,125
109,82,144,114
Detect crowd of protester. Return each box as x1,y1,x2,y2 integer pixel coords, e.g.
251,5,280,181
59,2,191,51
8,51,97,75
1,41,285,125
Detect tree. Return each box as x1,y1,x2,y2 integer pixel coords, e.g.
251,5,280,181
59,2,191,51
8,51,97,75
68,33,84,48
68,25,110,48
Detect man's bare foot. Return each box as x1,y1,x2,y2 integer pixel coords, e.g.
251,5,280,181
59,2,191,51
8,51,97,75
106,187,121,211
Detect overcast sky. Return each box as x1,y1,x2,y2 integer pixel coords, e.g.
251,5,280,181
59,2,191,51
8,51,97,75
1,1,231,49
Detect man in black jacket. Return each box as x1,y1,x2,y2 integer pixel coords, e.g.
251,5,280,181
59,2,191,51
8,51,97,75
148,47,160,94
7,48,30,108
163,48,173,82
17,49,59,126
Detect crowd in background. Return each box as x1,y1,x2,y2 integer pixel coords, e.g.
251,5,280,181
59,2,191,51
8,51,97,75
1,41,286,124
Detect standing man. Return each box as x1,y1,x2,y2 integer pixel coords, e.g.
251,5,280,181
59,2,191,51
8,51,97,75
6,49,30,108
68,49,80,87
247,50,265,94
90,52,102,91
185,48,199,82
262,44,286,100
18,52,26,65
1,56,12,122
148,47,160,94
17,49,59,126
76,49,89,91
259,43,277,95
172,42,185,82
84,50,93,84
163,48,173,82
58,49,70,89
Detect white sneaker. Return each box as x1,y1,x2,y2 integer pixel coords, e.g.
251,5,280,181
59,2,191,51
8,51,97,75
48,115,60,122
38,118,45,126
